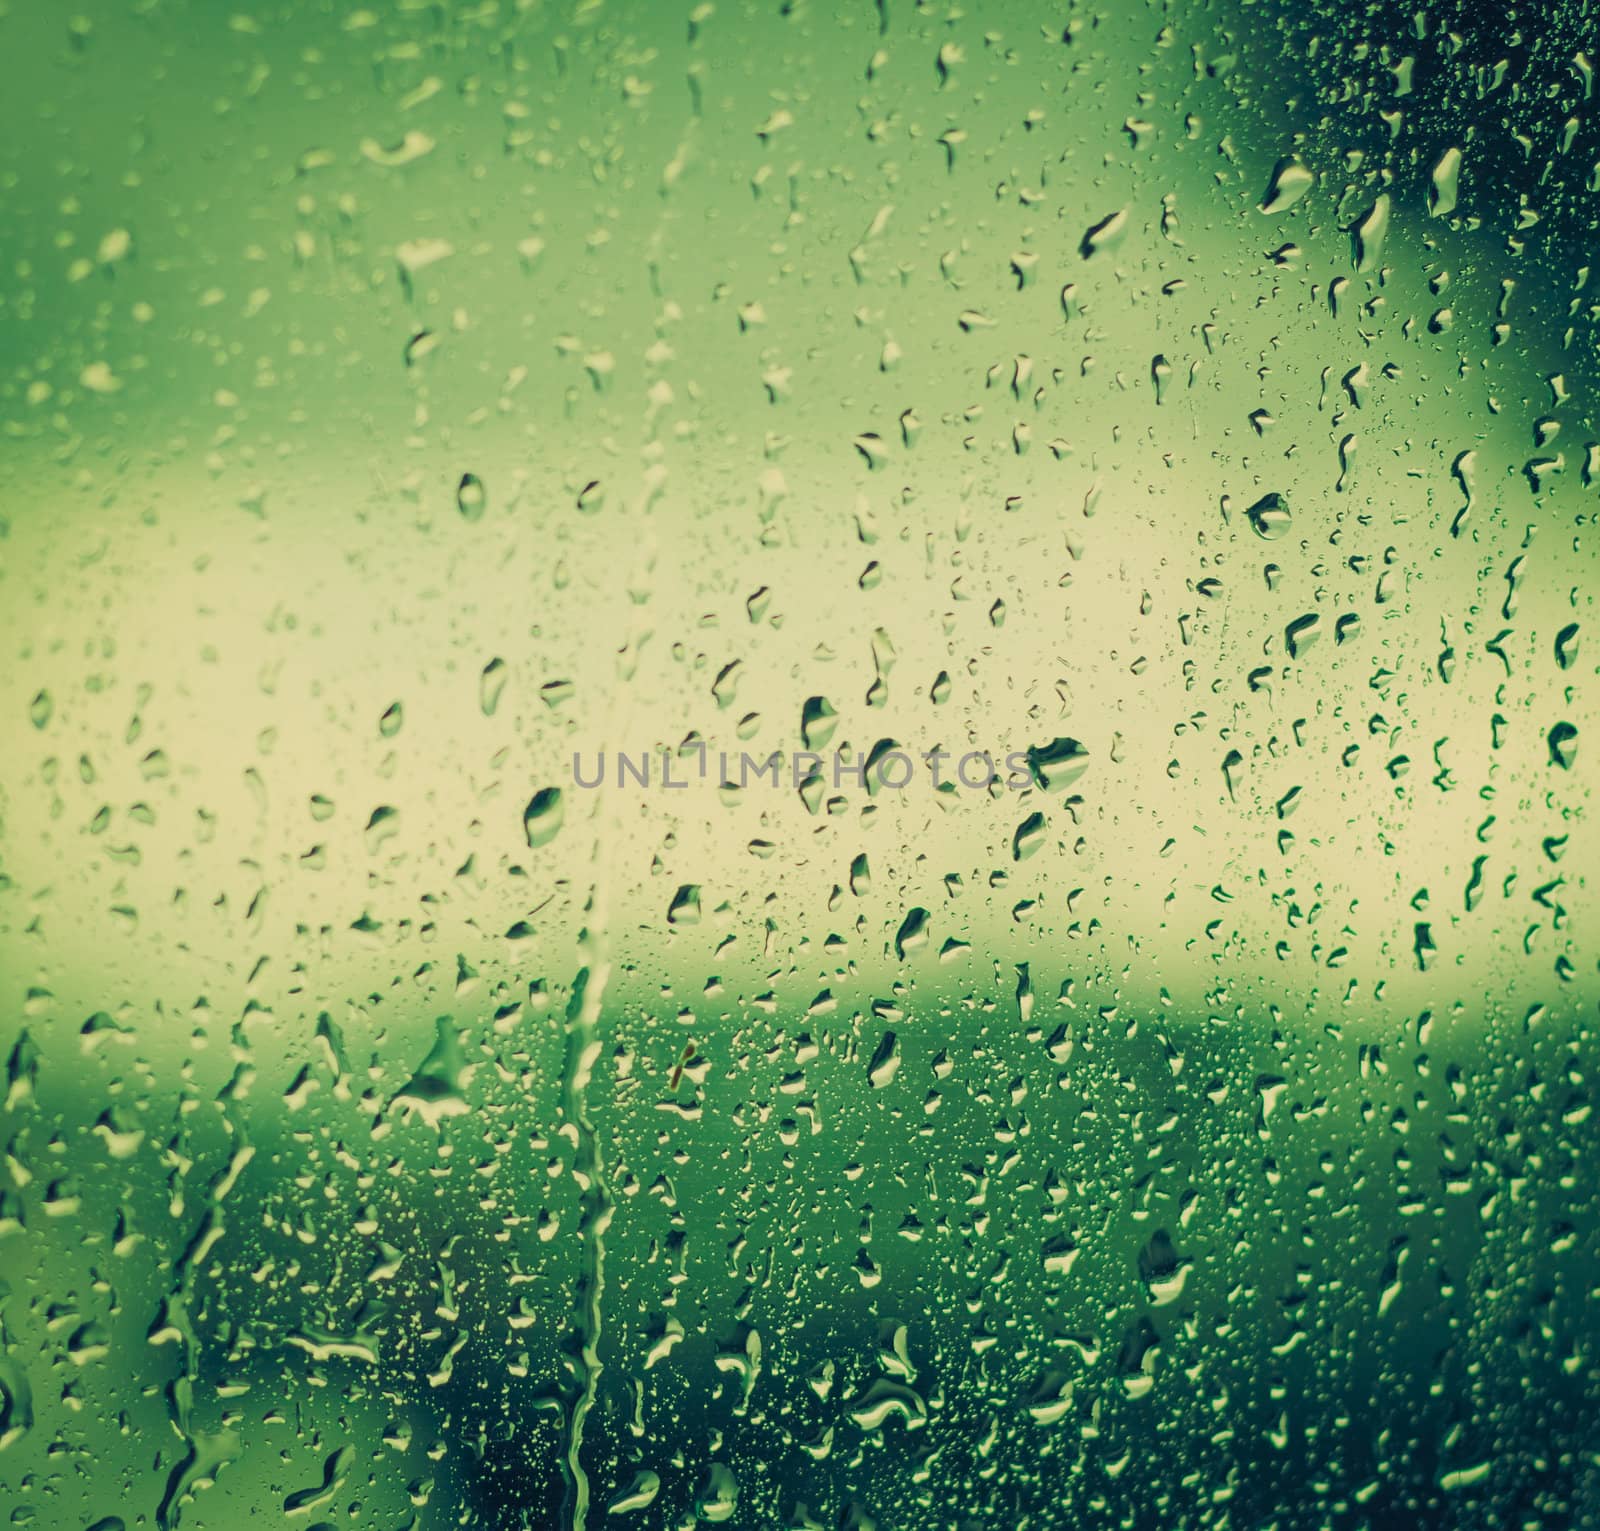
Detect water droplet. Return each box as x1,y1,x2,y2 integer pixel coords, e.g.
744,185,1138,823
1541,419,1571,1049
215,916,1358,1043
456,472,487,522
1259,155,1314,213
1245,492,1292,539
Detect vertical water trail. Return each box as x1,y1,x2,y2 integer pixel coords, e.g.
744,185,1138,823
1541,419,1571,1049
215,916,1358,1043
558,100,692,1530
558,501,656,1527
559,957,614,1531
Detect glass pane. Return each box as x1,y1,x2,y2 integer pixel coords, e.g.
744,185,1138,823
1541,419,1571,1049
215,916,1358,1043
3,2,1596,1527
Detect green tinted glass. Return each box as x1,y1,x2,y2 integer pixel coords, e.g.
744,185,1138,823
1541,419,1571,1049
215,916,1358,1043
3,2,1597,1527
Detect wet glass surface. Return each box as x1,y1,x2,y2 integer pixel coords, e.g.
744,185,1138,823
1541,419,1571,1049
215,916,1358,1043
2,2,1599,1526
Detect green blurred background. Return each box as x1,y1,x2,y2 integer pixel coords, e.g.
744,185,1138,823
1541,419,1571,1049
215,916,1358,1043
2,0,1598,1526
